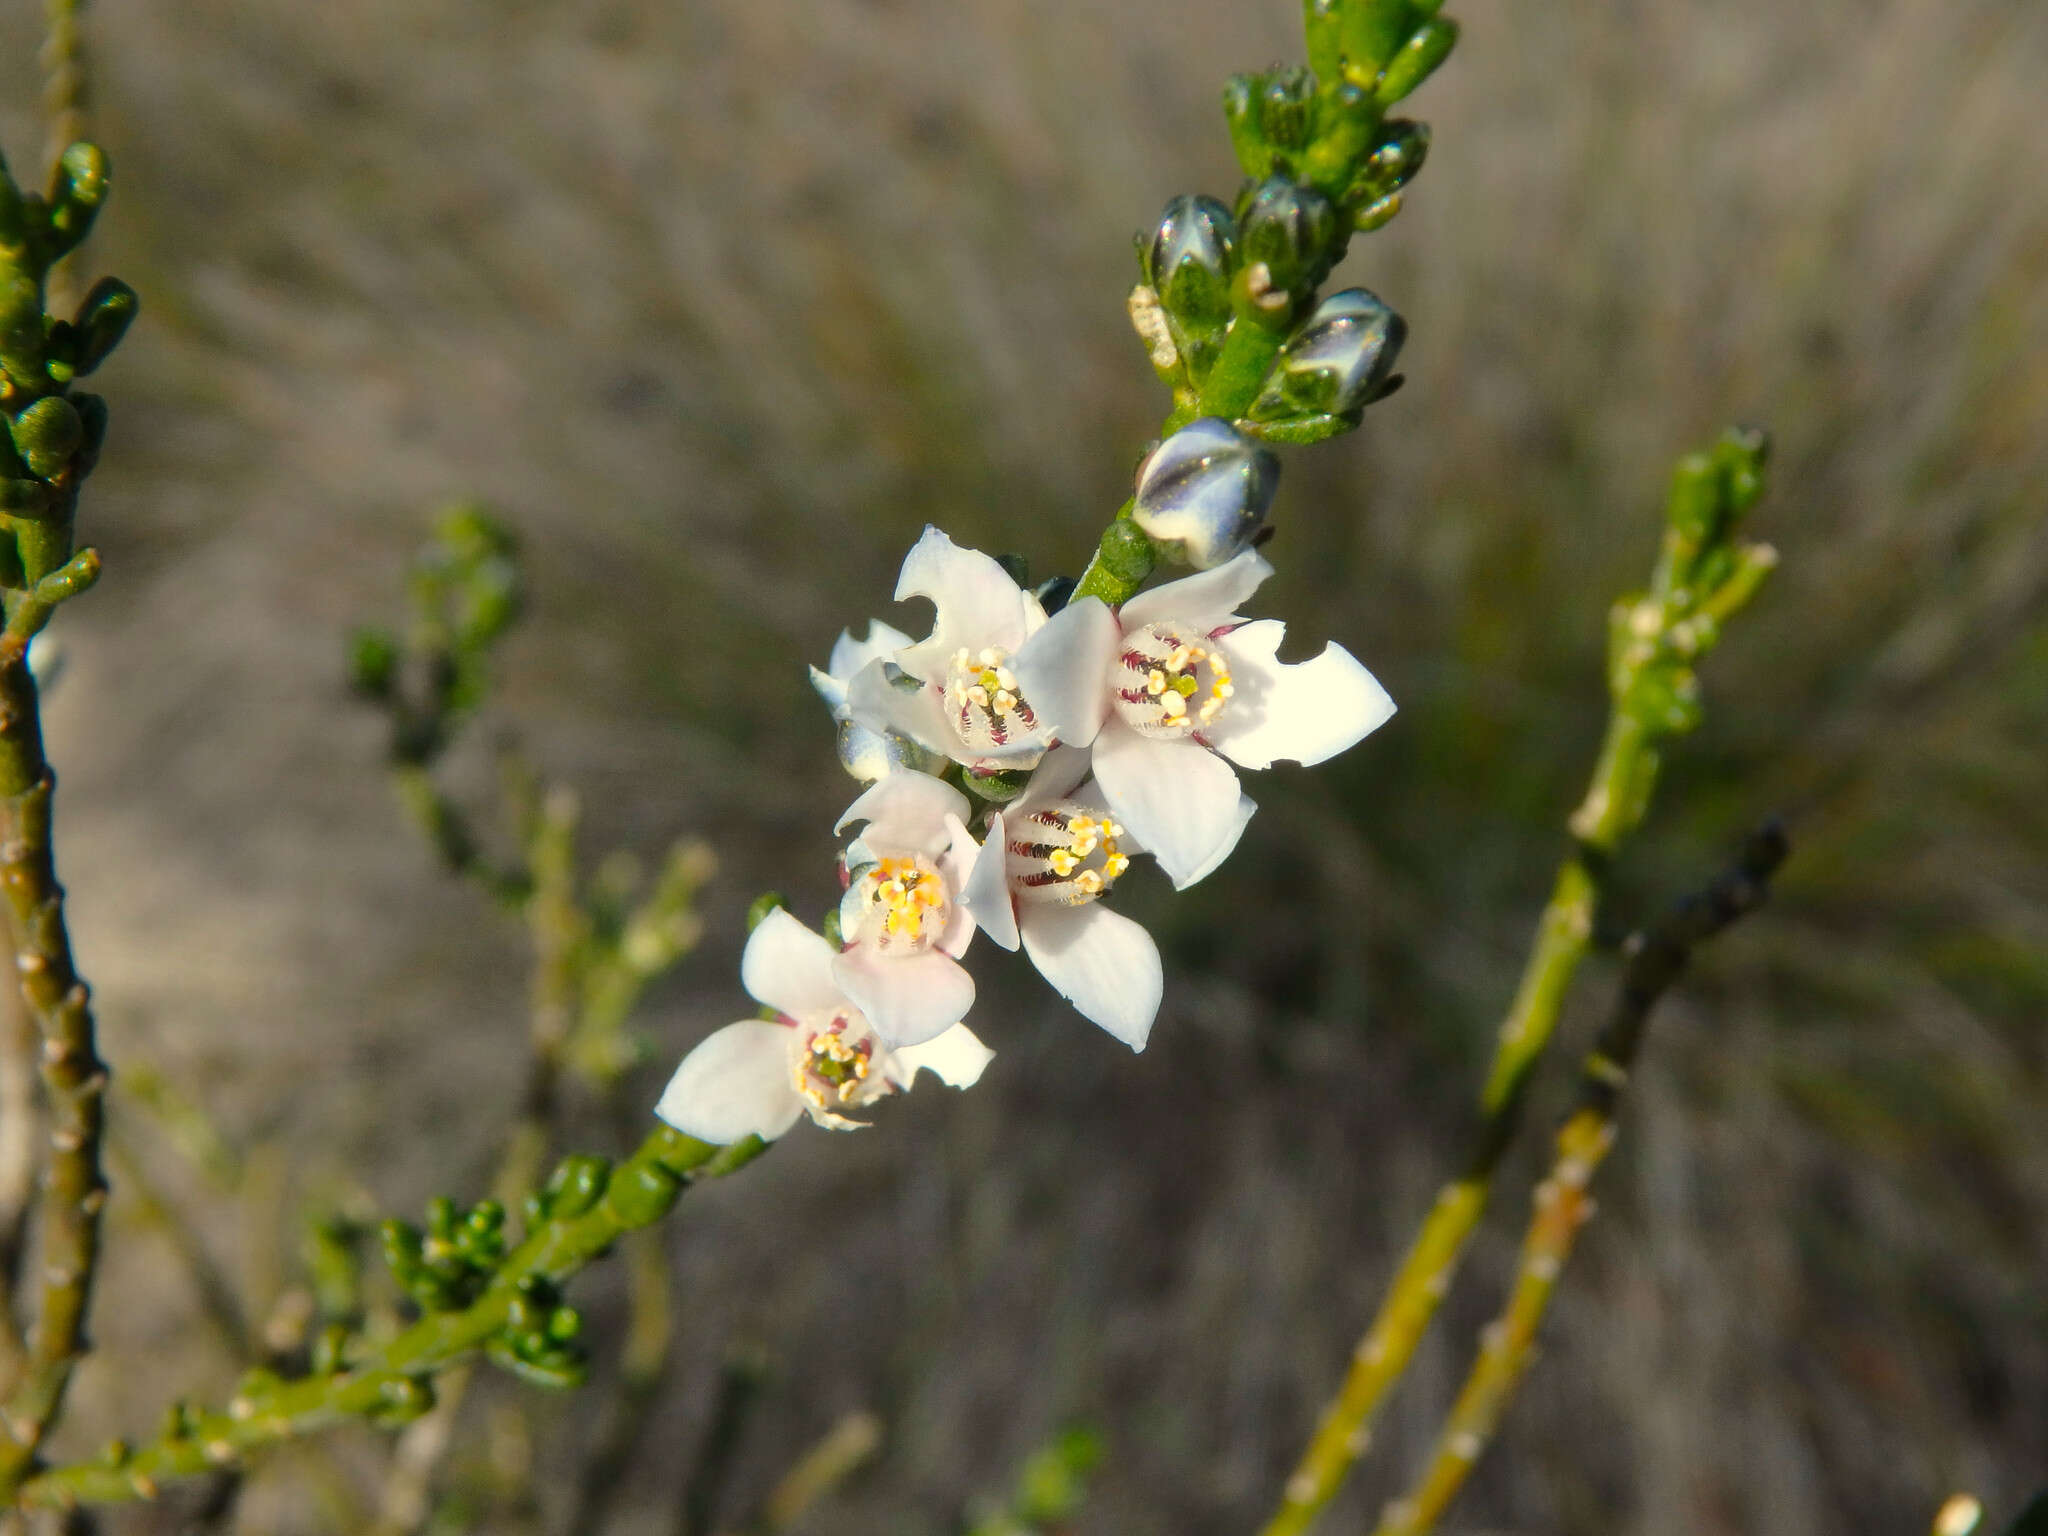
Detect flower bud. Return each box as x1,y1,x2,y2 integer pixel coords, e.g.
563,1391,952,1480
1248,287,1407,423
1237,178,1337,301
1221,75,1273,180
1131,417,1280,570
833,716,947,784
1257,67,1317,154
1347,120,1430,210
1143,195,1237,337
10,394,84,478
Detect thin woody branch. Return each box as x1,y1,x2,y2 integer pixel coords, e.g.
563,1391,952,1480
1373,822,1789,1536
16,1129,767,1511
1260,431,1775,1536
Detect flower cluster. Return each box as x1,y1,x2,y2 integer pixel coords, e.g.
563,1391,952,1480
658,516,1395,1143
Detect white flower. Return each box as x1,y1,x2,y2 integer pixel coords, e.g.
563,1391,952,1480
1010,550,1394,888
832,770,1008,1047
958,748,1220,1052
809,620,949,782
654,909,993,1142
845,526,1052,775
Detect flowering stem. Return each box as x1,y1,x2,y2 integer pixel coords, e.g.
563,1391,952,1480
1259,430,1775,1536
1373,824,1788,1536
14,1128,766,1512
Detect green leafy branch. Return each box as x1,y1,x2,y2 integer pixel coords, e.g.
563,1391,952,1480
16,1130,766,1511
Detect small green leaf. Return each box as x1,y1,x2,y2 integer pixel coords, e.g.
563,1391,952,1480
1375,17,1459,108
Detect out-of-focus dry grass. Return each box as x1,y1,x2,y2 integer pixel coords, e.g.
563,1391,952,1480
1,0,2044,1531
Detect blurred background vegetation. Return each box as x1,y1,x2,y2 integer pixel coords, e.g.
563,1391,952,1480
2,0,2044,1530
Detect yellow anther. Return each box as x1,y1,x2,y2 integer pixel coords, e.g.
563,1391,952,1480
1147,669,1167,695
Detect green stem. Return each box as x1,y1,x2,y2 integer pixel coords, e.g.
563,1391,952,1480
1070,313,1293,610
0,549,106,1497
1373,827,1786,1536
1259,627,1677,1536
16,1127,766,1511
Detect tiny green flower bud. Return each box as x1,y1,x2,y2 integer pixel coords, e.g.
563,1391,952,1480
11,395,85,478
1237,178,1337,301
1258,67,1317,155
1144,195,1237,372
1249,287,1407,423
1221,75,1274,180
1131,417,1280,570
1348,120,1431,209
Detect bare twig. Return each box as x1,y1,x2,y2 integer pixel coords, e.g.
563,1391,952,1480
1373,823,1789,1536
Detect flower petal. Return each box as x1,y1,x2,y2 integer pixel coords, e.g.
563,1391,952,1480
832,946,976,1048
836,770,971,855
1091,719,1247,889
829,619,916,681
654,1021,804,1144
845,660,954,758
1207,620,1397,769
1019,902,1163,1050
1180,792,1256,886
1011,597,1119,749
937,814,985,958
1011,744,1096,812
740,909,845,1018
892,526,1038,677
885,1023,995,1090
1119,548,1273,631
960,812,1020,951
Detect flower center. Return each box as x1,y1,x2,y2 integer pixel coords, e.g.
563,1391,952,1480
789,1010,884,1115
945,645,1041,753
1110,622,1233,739
851,854,953,953
1006,800,1132,907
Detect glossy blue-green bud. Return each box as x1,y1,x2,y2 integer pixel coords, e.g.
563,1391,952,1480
1238,178,1337,298
1249,288,1407,422
1143,195,1237,332
1131,417,1280,570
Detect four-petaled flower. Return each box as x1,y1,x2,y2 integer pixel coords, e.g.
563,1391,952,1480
833,770,1006,1046
1011,550,1394,888
656,910,993,1142
846,526,1051,775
